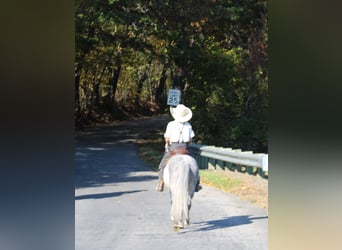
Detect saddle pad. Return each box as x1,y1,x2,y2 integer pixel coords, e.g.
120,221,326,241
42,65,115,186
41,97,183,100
170,148,189,156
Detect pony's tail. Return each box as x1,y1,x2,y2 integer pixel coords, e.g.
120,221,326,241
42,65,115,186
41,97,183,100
171,164,190,227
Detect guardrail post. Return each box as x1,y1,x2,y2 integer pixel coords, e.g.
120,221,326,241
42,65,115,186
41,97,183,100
216,160,224,170
201,157,208,170
247,166,258,175
226,162,234,171
236,165,246,173
208,158,215,170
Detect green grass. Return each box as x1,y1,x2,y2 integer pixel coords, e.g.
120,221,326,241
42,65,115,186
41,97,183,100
138,145,163,170
199,169,242,191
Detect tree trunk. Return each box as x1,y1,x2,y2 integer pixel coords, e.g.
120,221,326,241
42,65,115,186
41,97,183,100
155,65,167,106
93,66,107,108
108,56,122,103
75,62,82,114
135,70,148,105
172,66,186,91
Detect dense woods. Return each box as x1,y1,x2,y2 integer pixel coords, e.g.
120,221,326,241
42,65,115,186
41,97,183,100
75,0,268,153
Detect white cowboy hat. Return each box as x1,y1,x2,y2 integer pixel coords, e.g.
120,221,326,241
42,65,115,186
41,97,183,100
170,104,192,123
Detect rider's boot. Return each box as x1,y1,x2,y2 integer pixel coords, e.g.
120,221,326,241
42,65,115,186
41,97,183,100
195,180,202,192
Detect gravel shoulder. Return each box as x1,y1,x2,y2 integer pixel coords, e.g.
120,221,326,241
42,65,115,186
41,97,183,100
203,168,268,210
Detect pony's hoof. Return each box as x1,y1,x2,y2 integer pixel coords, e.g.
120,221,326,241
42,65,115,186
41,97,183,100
173,223,184,230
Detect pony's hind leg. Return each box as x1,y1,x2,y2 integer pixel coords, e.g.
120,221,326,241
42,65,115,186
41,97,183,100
184,211,190,226
185,218,189,226
184,199,191,226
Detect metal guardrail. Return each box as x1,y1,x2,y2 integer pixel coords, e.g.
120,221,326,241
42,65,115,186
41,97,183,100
188,143,268,179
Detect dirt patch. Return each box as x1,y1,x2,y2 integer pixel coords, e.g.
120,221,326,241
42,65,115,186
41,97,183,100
202,168,268,210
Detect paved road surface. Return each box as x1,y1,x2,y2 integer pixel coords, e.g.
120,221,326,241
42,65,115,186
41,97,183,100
75,115,268,250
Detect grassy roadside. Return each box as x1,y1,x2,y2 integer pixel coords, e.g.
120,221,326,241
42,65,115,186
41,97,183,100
135,132,243,193
199,169,242,191
135,130,164,171
135,131,268,209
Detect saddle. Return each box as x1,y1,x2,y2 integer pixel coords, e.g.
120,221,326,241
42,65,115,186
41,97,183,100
170,148,189,156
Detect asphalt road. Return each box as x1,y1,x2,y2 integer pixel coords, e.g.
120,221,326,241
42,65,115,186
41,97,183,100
75,115,268,250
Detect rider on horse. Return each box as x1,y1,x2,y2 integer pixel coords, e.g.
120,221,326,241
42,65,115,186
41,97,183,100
156,104,202,192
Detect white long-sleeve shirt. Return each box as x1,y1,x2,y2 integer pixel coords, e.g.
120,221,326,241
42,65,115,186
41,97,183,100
164,121,195,143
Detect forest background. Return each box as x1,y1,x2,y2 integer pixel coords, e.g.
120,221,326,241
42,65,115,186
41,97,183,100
75,0,268,153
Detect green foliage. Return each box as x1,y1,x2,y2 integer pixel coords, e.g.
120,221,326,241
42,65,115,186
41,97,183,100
75,0,268,153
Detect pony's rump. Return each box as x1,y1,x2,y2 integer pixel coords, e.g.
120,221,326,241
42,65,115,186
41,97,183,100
163,154,199,230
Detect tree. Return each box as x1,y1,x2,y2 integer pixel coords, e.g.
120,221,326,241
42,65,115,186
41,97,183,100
75,0,268,152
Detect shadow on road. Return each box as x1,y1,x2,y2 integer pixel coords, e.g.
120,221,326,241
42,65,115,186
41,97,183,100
180,215,268,233
75,115,168,189
75,190,147,200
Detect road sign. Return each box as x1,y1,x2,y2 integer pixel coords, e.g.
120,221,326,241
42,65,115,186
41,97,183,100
167,89,181,106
